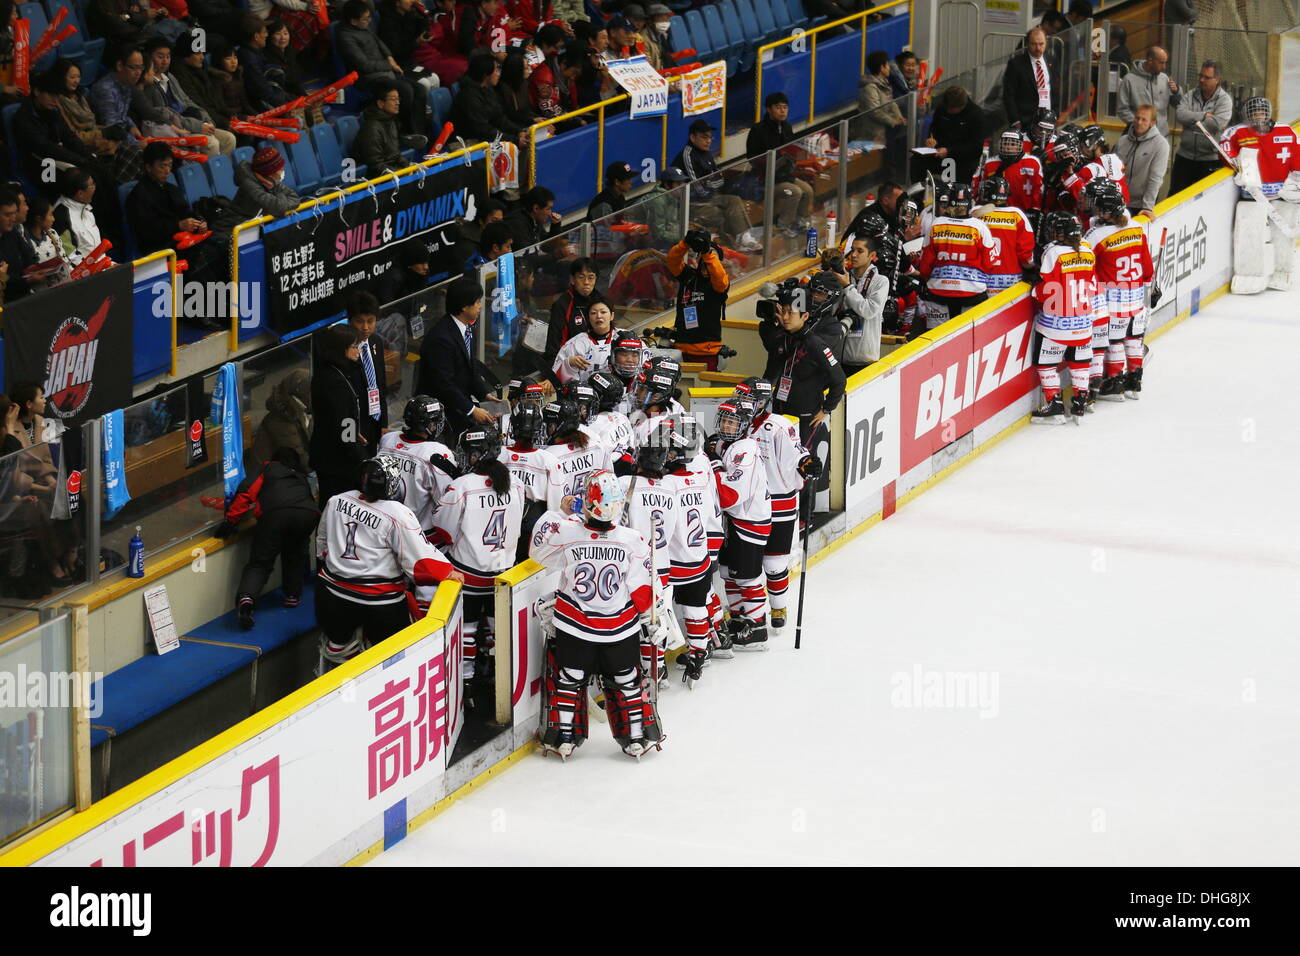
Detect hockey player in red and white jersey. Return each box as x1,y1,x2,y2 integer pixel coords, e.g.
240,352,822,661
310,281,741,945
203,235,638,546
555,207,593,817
584,371,635,461
629,356,687,447
500,404,561,562
1083,178,1155,401
431,428,525,692
609,333,649,415
668,412,728,654
1220,96,1300,293
377,395,457,535
917,181,996,335
975,129,1044,213
707,397,772,649
542,399,615,509
315,458,458,671
660,425,717,686
1063,125,1130,216
1030,211,1100,423
976,175,1036,292
530,470,664,759
552,297,621,384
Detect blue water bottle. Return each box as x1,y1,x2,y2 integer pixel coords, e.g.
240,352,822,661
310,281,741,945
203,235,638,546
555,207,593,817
128,526,145,578
805,226,818,258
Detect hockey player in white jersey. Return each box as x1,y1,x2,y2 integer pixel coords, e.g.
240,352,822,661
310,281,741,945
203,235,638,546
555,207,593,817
735,377,821,630
542,399,615,509
661,425,718,686
500,403,561,562
708,397,772,650
430,427,525,698
530,470,665,759
672,412,728,653
552,297,621,384
377,395,457,534
584,371,635,462
629,356,686,449
609,333,649,415
315,458,459,671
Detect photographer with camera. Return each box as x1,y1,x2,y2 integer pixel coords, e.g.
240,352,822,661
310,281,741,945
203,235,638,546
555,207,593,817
667,228,731,369
830,237,890,377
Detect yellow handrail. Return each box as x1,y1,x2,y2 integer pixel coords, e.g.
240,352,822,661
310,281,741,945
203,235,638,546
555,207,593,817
527,93,631,191
754,0,912,124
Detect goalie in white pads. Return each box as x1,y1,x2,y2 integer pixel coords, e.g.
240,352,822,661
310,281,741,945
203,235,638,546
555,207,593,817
530,470,664,759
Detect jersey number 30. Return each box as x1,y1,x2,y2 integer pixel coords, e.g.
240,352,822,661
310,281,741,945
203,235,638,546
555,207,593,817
572,562,622,601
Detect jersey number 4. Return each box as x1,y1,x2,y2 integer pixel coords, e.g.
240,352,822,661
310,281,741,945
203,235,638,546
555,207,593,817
482,509,508,551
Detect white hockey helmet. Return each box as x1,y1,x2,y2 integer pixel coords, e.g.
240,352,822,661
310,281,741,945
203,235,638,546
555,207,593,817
1244,96,1274,133
582,469,626,524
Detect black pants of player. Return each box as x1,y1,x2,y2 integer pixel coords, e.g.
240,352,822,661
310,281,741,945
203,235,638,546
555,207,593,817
236,506,319,604
554,631,641,677
315,586,412,651
1170,156,1222,195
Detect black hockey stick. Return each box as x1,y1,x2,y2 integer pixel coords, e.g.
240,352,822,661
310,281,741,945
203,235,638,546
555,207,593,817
794,487,812,650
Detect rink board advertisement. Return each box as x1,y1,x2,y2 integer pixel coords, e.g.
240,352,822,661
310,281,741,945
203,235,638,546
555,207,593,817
7,594,464,867
1145,173,1236,335
502,565,558,730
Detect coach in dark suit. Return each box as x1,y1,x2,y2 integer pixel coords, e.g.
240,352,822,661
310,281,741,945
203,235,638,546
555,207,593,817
1001,27,1062,130
344,291,390,431
416,276,497,436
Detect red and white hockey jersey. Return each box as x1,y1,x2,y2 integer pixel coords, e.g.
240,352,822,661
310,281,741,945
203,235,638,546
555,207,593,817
553,328,619,384
918,216,996,296
1033,241,1099,344
1220,124,1300,198
979,206,1036,290
1063,154,1130,205
750,412,806,523
688,449,724,556
665,465,714,583
529,514,653,643
586,409,635,460
499,445,561,504
1085,220,1154,322
316,491,452,605
619,474,683,579
377,432,456,532
976,154,1044,211
544,438,615,508
714,437,770,545
431,472,526,592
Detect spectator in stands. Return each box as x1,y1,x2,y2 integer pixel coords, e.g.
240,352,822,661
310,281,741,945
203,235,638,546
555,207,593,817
802,0,857,28
531,46,588,128
858,51,907,180
137,37,237,157
642,165,688,243
0,187,35,303
86,0,165,50
463,220,513,269
674,118,760,252
16,71,121,201
459,0,511,60
647,4,675,63
746,91,815,235
248,0,326,58
24,196,69,288
251,367,312,466
544,256,599,373
90,46,148,145
127,142,206,254
888,51,918,99
354,81,423,174
377,239,433,303
234,146,302,218
498,50,543,130
925,85,984,186
1114,103,1169,219
449,196,505,271
0,2,20,108
1172,60,1231,193
587,161,635,223
377,0,432,76
1001,27,1059,132
215,446,319,630
310,323,375,504
417,0,470,86
169,31,229,131
347,290,391,430
1117,45,1179,139
208,38,260,131
52,169,107,263
451,52,529,145
1066,1,1093,24
607,16,655,67
1108,25,1133,69
264,20,318,114
416,275,498,434
238,15,297,112
45,60,144,185
338,0,425,134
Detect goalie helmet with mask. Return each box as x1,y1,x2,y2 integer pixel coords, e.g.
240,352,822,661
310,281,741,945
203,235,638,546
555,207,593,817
402,394,445,440
1082,177,1126,222
936,181,973,218
587,370,624,412
980,174,1011,207
610,334,646,385
582,469,626,524
455,426,503,473
733,376,774,416
508,403,546,448
1030,107,1058,150
359,457,401,500
559,381,597,422
1244,96,1274,134
998,129,1026,163
715,397,756,447
1043,209,1084,246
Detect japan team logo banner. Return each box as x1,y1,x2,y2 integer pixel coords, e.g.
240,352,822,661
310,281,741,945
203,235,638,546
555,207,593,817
3,264,133,427
681,61,725,117
605,55,669,119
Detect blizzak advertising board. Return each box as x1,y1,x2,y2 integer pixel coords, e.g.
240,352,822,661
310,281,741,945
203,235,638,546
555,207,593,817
18,598,462,867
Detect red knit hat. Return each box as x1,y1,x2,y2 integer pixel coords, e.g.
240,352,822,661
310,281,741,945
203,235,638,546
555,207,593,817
251,147,285,177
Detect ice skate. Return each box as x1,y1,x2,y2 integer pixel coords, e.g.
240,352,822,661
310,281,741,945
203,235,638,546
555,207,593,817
1030,398,1068,425
728,617,769,652
1124,368,1143,400
1069,393,1087,422
1098,375,1126,402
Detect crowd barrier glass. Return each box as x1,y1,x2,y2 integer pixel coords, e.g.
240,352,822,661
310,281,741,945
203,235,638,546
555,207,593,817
237,339,316,470
593,185,688,322
378,273,472,416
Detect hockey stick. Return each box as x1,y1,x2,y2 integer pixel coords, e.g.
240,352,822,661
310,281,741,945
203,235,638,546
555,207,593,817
1148,226,1168,309
1197,121,1299,239
793,486,811,650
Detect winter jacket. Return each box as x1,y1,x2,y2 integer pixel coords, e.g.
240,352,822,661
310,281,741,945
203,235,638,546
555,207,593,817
125,175,194,255
11,101,96,185
337,21,396,80
857,73,903,143
210,67,258,125
1174,85,1232,162
1117,63,1180,138
450,80,524,143
927,101,986,185
132,73,208,137
838,267,890,366
671,142,724,202
224,460,319,524
233,161,303,219
1114,124,1171,212
238,44,293,110
171,59,228,127
251,368,312,468
354,102,403,173
668,239,728,346
377,0,431,69
759,323,846,417
309,357,377,481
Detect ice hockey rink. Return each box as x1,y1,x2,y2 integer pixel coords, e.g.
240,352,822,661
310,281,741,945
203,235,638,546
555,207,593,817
372,286,1300,867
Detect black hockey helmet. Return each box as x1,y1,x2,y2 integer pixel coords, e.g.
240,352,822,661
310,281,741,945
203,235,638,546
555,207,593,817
545,399,585,442
1046,130,1079,166
455,426,503,472
663,427,695,469
635,422,672,475
938,181,973,218
979,174,1010,207
611,333,646,383
359,457,401,500
1058,121,1084,140
559,381,597,422
715,397,755,443
734,376,774,416
1078,124,1107,156
669,412,701,455
1082,177,1126,219
636,357,679,410
1244,95,1274,133
997,129,1025,162
856,211,891,241
509,403,545,448
1043,210,1083,245
402,394,445,439
1031,107,1058,149
587,370,624,412
807,270,844,318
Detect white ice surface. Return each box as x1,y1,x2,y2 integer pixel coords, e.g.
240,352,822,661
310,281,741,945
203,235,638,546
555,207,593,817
372,287,1300,866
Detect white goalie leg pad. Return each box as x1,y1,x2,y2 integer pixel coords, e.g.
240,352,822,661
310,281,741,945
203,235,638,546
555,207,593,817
1234,147,1264,193
1268,200,1299,290
1232,199,1272,294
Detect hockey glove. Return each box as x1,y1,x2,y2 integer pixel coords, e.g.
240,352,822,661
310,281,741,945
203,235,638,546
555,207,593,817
1149,285,1163,309
797,454,824,479
1021,267,1040,287
213,519,238,539
703,433,723,462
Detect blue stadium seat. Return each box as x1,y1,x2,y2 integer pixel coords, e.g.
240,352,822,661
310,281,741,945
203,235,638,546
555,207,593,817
178,160,213,205
701,4,738,76
309,123,346,188
336,114,361,156
783,0,809,27
206,151,237,198
668,18,693,60
18,3,57,71
768,0,794,31
329,24,368,112
751,0,783,45
730,0,765,48
234,145,254,169
682,10,716,61
117,180,138,259
719,1,754,72
287,135,324,193
429,86,453,131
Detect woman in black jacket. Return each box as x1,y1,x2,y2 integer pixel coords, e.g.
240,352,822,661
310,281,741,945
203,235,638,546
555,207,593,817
924,85,985,187
537,257,598,382
309,324,377,505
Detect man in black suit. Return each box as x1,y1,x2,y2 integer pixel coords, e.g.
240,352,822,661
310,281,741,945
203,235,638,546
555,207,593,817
416,277,498,436
1002,27,1061,132
346,291,390,431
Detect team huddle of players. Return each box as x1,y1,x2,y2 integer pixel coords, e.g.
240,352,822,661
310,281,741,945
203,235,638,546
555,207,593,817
313,331,822,760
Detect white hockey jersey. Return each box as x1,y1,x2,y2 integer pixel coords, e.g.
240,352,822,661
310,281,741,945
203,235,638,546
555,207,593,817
689,449,724,554
750,412,806,523
377,432,456,532
619,474,683,579
544,438,615,508
553,329,618,384
715,437,771,544
586,410,635,461
665,465,714,583
316,491,452,605
499,445,560,504
529,514,653,643
628,402,687,451
431,472,526,592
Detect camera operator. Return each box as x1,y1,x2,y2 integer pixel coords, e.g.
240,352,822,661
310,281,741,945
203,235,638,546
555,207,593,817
829,237,889,377
668,228,730,369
